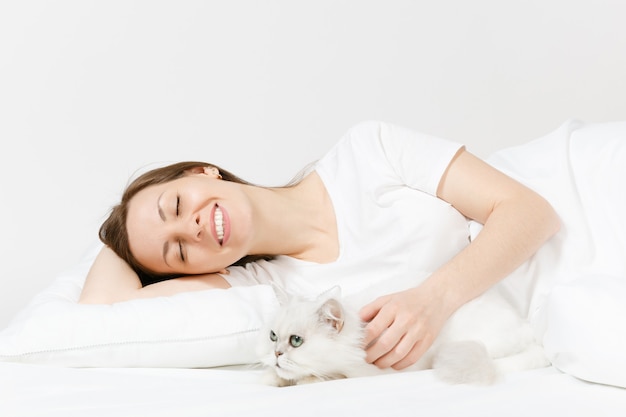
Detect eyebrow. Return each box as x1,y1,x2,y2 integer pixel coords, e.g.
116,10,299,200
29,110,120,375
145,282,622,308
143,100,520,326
157,192,171,267
157,192,167,222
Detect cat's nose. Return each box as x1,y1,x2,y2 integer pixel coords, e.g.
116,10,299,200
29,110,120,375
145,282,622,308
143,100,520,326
274,350,283,358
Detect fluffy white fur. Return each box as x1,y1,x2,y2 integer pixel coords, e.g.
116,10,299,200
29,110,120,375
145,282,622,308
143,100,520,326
258,280,550,387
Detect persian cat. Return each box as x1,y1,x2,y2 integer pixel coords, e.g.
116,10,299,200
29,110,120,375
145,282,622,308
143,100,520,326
257,281,549,387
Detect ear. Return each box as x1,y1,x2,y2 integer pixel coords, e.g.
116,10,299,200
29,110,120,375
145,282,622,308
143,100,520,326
317,298,345,333
269,282,291,306
185,166,221,179
317,285,342,301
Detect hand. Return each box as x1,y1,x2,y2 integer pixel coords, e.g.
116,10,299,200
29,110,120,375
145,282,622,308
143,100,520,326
359,285,451,370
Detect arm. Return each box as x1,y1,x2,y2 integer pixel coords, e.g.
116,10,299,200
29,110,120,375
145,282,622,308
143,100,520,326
360,149,561,369
79,245,230,304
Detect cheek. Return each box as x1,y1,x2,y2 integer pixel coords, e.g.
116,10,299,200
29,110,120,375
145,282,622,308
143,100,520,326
188,245,241,274
226,201,253,241
186,247,218,273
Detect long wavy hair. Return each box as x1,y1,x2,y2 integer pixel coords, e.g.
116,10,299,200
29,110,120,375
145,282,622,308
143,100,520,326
99,161,273,286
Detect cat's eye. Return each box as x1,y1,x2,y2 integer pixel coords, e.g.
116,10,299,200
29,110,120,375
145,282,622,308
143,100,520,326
269,330,277,342
289,335,304,348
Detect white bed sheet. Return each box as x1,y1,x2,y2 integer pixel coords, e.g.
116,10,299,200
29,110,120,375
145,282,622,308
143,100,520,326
1,363,625,417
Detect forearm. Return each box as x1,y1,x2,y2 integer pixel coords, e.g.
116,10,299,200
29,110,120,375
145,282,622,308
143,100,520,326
128,274,231,300
79,246,142,303
79,246,230,304
424,192,560,317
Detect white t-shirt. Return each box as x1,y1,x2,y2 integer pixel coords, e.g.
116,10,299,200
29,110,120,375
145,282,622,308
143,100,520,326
223,121,470,299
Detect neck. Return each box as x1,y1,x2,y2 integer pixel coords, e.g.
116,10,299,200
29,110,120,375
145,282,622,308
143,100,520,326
247,172,338,263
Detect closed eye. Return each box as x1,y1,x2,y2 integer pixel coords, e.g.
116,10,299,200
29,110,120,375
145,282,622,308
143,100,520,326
179,241,185,262
175,194,185,262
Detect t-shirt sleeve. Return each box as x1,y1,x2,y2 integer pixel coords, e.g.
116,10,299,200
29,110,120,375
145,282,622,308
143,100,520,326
341,121,464,196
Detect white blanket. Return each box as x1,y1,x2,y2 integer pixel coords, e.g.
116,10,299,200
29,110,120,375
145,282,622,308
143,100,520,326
1,362,625,417
481,119,626,387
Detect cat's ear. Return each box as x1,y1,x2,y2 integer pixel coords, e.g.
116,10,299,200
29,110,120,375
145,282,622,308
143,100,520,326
318,298,345,333
317,285,342,301
269,282,290,306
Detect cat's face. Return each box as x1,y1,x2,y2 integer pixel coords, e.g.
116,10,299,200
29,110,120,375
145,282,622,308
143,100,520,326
258,295,344,383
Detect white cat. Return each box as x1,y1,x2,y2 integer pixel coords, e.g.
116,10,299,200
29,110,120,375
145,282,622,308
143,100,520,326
257,280,550,387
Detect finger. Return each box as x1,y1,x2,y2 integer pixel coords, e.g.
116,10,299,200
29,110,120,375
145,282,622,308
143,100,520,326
391,333,434,370
371,316,427,369
365,318,406,365
371,328,416,369
362,308,394,350
359,298,390,347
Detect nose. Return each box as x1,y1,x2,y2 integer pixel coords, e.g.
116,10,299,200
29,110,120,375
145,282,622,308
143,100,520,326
274,350,283,358
181,213,203,241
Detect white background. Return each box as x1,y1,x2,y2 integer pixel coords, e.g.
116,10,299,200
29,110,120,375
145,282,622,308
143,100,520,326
1,0,625,328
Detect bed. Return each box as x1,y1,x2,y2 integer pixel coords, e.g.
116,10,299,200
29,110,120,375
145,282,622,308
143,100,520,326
2,247,626,416
2,121,626,416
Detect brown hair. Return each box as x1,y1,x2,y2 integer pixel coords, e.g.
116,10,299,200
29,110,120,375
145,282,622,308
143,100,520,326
99,161,272,286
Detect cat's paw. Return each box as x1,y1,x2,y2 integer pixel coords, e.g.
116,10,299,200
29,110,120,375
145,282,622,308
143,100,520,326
261,370,294,387
295,375,324,385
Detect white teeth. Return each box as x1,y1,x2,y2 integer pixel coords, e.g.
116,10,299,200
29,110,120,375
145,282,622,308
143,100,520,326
215,207,224,243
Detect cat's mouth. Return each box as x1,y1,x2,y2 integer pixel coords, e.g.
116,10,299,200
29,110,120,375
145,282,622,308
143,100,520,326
274,362,297,380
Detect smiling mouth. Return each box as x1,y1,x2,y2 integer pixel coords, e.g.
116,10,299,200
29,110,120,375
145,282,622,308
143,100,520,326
214,206,224,244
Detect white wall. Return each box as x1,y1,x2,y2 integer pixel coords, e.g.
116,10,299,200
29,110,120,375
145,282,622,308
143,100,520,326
1,0,625,328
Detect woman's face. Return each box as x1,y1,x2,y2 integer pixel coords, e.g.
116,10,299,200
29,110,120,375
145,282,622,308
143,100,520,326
126,168,254,275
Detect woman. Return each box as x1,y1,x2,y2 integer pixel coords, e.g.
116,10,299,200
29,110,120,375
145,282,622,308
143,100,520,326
79,120,562,371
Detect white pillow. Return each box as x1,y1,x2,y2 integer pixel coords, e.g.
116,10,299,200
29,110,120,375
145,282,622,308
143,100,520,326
0,243,279,368
541,274,626,388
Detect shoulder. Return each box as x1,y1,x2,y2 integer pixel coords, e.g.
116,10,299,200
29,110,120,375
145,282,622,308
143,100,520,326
340,120,386,144
337,120,464,163
327,120,389,158
344,120,386,134
340,120,462,150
